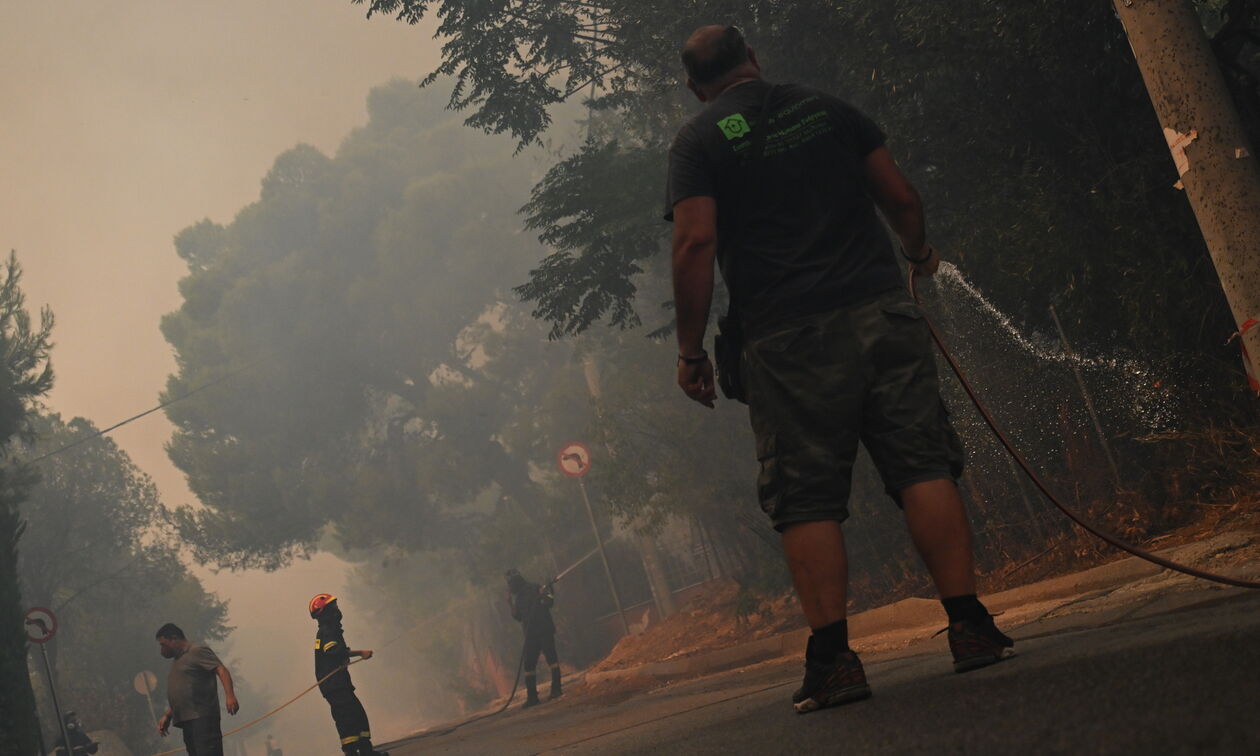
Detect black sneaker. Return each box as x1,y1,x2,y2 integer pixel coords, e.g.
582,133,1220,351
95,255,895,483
522,694,542,708
792,649,872,713
946,614,1015,673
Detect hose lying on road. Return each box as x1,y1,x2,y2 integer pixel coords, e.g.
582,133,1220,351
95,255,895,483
382,637,528,747
910,265,1260,590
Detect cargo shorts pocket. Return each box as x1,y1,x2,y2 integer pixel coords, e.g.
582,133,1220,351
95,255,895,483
869,297,932,373
755,433,781,520
879,299,923,321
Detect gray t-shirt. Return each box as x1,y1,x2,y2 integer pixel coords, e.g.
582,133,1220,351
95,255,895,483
166,642,223,724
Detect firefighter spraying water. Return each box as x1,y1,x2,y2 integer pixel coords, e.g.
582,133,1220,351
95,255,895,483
505,569,562,707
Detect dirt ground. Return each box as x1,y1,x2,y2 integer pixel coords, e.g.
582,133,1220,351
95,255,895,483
589,580,805,673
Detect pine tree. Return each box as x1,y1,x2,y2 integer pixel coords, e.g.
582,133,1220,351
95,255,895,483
0,251,55,756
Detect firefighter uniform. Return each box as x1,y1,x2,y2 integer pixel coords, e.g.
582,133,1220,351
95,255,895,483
506,570,562,706
310,595,385,756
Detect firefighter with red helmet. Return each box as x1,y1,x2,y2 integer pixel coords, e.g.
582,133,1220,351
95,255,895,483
309,594,387,756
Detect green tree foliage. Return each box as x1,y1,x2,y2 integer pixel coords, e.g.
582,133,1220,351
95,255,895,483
18,414,230,755
161,81,567,568
359,0,1256,380
0,251,54,756
357,2,1260,564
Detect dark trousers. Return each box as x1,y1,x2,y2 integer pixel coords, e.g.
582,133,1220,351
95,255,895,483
523,631,560,699
523,631,558,672
178,717,224,756
323,687,372,753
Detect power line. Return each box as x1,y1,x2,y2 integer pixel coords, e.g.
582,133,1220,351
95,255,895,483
28,366,248,465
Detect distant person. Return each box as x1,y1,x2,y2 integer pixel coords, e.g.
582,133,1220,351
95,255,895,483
265,733,283,756
309,594,388,756
505,568,562,707
155,623,239,756
666,25,1013,713
52,710,98,755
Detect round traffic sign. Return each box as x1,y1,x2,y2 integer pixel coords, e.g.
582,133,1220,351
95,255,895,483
23,606,57,644
556,442,592,478
133,669,158,695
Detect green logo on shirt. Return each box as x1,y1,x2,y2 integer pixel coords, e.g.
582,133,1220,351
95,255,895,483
717,113,751,140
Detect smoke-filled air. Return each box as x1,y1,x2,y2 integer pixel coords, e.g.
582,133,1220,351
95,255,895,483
4,1,1260,755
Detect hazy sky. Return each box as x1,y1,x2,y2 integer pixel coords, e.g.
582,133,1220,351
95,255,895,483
4,1,440,504
4,2,444,750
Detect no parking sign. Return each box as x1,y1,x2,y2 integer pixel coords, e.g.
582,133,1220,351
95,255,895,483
556,442,592,478
23,606,57,644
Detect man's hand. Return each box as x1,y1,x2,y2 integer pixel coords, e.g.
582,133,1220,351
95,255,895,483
909,244,940,278
225,692,240,715
157,711,171,737
678,357,717,408
359,649,374,660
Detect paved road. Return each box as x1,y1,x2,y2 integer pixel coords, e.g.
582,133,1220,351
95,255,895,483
385,586,1260,755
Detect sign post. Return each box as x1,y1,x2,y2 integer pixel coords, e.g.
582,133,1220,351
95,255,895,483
557,443,630,637
133,669,160,730
25,606,73,756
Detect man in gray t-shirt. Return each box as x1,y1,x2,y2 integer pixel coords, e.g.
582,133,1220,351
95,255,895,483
155,623,239,756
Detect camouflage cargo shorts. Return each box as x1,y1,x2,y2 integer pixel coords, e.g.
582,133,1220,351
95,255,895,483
743,288,965,531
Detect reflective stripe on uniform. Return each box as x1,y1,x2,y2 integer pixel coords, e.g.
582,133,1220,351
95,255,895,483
324,641,339,651
340,735,361,745
360,731,371,738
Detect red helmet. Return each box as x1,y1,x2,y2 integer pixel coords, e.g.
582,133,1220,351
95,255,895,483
308,593,337,618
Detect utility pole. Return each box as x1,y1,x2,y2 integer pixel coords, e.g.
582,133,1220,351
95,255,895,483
39,644,73,756
1113,0,1260,391
557,438,630,637
576,477,631,636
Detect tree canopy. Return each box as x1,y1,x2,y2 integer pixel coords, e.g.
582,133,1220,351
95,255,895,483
0,251,55,756
358,0,1256,378
162,81,570,568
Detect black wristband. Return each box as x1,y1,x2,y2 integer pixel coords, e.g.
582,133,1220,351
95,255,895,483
678,350,708,365
902,246,933,264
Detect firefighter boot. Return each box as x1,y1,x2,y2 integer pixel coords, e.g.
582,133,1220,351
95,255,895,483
549,664,563,700
358,741,388,756
523,672,541,708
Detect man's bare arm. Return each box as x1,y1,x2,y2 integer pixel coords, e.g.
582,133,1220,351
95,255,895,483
671,196,719,407
215,664,240,715
865,146,939,275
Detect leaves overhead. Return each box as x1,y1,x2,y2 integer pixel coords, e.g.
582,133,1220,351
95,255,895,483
516,139,663,337
361,0,1258,366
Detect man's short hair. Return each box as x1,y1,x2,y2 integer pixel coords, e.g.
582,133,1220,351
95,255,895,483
682,25,749,85
155,623,186,640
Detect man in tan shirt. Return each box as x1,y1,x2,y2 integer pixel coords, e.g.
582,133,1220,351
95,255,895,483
155,623,239,756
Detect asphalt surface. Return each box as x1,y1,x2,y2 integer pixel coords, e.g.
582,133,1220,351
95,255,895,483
385,586,1260,755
